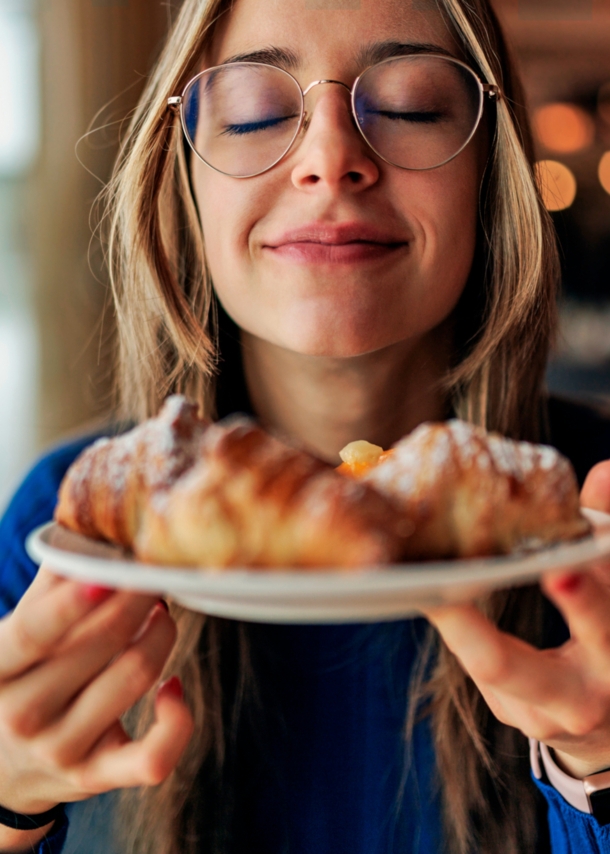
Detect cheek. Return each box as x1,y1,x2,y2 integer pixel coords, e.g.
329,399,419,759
396,161,480,284
193,155,270,285
196,174,248,278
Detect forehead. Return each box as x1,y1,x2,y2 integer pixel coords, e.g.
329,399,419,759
208,0,460,72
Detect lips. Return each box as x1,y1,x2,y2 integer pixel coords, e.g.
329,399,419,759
262,222,409,265
264,222,408,248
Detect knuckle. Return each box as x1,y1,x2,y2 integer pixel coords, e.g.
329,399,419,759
67,765,98,795
53,587,82,623
485,697,511,727
0,696,39,739
11,614,47,661
564,706,605,738
530,724,561,743
121,648,165,696
520,709,560,743
97,602,160,651
473,648,512,686
31,738,71,772
96,612,136,649
139,751,174,786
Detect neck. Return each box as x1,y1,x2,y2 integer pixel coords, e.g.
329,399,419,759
241,328,452,463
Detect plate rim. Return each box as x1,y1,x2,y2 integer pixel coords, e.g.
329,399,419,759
26,509,610,602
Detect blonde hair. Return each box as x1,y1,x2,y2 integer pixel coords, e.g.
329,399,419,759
104,0,560,851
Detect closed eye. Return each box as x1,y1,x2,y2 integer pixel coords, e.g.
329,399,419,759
222,114,299,136
366,110,445,124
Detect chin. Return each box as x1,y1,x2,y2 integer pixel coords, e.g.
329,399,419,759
267,319,413,359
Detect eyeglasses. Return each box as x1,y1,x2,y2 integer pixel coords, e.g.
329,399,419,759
167,54,500,179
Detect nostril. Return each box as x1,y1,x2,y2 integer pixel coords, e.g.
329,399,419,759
347,171,362,184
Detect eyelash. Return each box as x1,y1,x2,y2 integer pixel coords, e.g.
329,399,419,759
364,110,444,124
222,115,298,136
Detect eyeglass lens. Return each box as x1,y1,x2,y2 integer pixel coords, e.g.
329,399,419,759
182,55,484,178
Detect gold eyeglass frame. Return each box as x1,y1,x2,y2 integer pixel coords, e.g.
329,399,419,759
167,53,501,179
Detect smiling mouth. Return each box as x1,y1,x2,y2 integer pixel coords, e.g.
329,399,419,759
288,238,406,246
264,240,408,264
262,220,411,263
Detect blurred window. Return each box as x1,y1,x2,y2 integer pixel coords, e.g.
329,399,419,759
0,0,39,175
0,0,39,511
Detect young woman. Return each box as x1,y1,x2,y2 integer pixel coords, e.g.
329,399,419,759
2,0,610,852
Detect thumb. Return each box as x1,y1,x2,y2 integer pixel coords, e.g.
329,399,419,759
581,460,610,513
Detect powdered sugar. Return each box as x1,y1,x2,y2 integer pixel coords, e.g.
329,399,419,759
364,418,573,500
88,395,209,497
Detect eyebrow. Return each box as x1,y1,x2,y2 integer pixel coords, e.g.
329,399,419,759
219,41,454,72
356,40,455,67
220,46,300,69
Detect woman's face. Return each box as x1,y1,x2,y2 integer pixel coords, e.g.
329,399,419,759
192,0,485,358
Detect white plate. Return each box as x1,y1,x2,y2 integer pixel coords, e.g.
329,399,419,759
26,509,610,624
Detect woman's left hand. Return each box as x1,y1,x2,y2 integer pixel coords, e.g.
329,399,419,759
421,459,610,779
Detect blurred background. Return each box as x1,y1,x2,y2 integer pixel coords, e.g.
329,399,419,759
0,0,609,510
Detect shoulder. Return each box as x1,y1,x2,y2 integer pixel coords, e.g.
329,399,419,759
0,432,108,616
546,396,610,487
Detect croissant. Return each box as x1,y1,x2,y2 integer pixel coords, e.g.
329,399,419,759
135,418,411,569
55,402,410,569
353,420,590,558
55,396,209,548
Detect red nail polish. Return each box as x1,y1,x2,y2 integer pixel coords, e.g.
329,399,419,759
82,584,114,602
160,676,183,699
553,573,583,594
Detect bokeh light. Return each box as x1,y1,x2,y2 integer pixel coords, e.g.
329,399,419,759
598,83,610,126
599,151,610,195
535,160,578,211
533,102,595,154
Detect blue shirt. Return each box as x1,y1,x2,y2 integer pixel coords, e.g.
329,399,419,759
2,399,610,854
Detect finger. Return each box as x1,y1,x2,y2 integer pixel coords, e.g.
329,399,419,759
48,604,177,765
0,597,169,736
0,579,117,680
581,461,610,513
27,565,65,598
542,570,610,659
77,677,193,792
474,679,569,742
591,561,610,588
54,589,162,656
421,603,572,704
9,565,70,613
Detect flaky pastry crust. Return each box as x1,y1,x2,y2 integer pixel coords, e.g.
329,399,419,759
361,420,591,559
55,400,410,569
55,397,209,548
136,418,411,569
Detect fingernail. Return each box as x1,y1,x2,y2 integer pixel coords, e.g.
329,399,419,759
82,584,114,602
151,600,170,618
553,573,583,594
159,676,183,699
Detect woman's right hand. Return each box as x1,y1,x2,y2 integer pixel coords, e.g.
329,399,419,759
0,565,193,845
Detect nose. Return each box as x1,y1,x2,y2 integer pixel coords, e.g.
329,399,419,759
290,81,379,193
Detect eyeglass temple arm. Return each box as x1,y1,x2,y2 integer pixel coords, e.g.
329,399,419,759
482,84,500,99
